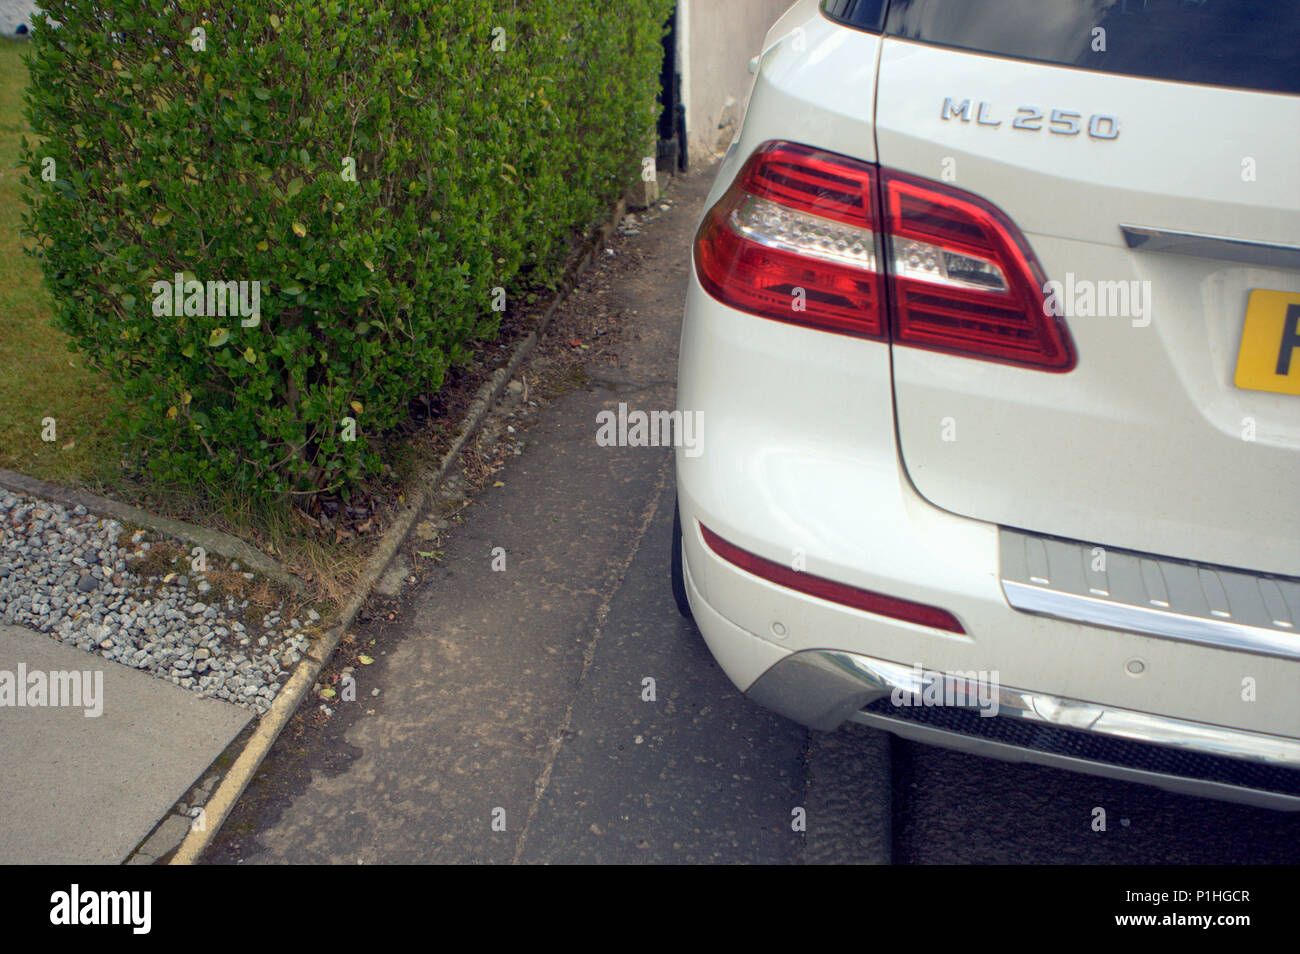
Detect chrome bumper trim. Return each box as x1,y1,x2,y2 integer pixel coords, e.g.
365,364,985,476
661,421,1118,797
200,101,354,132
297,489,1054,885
746,649,1300,770
999,528,1300,660
852,712,1300,811
1003,580,1300,660
1120,223,1300,270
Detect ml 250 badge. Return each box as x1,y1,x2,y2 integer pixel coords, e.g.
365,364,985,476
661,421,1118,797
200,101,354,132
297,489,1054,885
941,98,1120,140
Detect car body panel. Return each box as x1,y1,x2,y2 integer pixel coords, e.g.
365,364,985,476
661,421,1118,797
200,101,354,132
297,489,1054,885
876,39,1300,577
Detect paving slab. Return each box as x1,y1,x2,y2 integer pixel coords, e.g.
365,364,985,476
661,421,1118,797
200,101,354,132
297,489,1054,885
0,623,251,863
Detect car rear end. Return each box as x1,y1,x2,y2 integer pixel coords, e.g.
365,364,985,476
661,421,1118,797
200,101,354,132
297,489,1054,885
675,0,1300,808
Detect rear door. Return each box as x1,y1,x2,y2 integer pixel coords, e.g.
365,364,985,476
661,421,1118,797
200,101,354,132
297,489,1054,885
874,0,1300,576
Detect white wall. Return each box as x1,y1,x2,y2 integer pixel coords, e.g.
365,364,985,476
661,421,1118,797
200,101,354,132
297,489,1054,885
678,0,792,169
0,1,38,37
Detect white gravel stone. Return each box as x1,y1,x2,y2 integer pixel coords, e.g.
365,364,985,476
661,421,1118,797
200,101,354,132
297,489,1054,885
0,487,321,716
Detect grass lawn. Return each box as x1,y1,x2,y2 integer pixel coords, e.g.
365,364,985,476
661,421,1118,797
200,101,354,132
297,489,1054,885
0,39,118,487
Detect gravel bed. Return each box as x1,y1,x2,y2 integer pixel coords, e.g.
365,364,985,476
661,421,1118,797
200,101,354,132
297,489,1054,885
0,487,318,714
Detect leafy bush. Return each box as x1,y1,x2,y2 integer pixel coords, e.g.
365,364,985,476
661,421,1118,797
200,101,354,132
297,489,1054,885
21,0,670,498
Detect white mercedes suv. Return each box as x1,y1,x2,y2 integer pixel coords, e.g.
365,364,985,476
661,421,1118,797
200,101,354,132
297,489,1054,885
672,0,1300,809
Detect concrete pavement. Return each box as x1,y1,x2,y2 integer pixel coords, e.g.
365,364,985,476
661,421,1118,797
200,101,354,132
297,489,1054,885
0,622,250,864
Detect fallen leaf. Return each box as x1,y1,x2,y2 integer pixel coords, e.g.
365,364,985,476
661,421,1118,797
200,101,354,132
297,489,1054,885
358,654,374,665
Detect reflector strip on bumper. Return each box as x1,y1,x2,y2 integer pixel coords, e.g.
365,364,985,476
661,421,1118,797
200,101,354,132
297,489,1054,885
699,522,965,634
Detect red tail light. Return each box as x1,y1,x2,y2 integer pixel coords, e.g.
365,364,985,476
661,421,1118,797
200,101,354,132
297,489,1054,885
693,141,884,338
882,170,1074,371
694,141,1075,371
699,523,965,634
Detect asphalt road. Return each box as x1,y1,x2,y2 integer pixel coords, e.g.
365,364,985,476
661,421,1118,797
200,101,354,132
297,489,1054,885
206,167,1300,865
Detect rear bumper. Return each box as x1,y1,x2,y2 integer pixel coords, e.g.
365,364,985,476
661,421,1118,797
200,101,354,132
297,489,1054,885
682,521,1300,810
677,271,1300,810
747,647,1300,810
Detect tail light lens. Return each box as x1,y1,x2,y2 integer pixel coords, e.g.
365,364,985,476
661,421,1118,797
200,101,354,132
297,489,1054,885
882,170,1074,371
694,141,1076,371
693,141,884,338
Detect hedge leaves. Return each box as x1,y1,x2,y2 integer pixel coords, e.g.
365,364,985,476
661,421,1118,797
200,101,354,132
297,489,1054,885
21,0,672,497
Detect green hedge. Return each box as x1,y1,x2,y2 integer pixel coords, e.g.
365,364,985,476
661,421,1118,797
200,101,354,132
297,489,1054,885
21,0,671,498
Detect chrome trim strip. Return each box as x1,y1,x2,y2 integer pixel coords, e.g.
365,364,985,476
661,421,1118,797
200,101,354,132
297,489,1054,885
991,676,1297,767
1120,224,1300,270
747,649,1300,770
1003,580,1300,661
999,528,1300,661
850,711,1300,811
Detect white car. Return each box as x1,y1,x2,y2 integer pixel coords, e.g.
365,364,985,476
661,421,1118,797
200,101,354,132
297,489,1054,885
673,0,1300,809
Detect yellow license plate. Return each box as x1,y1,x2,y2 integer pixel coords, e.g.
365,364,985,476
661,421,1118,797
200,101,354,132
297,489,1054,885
1234,289,1300,396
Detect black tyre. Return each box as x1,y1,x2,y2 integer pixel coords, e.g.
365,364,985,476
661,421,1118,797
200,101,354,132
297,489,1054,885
671,497,694,622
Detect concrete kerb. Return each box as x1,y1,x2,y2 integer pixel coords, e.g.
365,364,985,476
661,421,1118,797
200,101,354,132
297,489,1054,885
166,196,631,864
